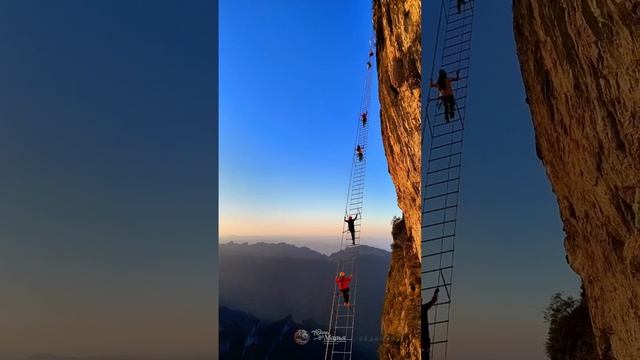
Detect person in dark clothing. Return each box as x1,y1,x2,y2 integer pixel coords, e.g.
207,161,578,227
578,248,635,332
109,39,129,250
344,214,358,245
430,69,460,122
360,112,368,127
356,145,364,161
457,0,466,14
368,50,374,57
336,272,353,306
421,288,440,360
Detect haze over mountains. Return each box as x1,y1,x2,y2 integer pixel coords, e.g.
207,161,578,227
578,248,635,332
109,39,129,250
219,242,389,327
219,235,391,256
219,241,391,358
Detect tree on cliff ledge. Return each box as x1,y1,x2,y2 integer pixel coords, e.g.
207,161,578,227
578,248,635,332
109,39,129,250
544,288,597,360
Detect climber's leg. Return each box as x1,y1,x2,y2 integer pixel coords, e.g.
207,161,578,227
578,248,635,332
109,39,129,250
341,289,350,304
449,96,457,120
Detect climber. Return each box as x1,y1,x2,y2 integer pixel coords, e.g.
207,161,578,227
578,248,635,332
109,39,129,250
336,271,353,306
430,69,460,122
356,145,364,162
344,213,359,245
360,111,368,127
457,0,466,14
421,287,440,360
366,61,372,69
368,50,374,57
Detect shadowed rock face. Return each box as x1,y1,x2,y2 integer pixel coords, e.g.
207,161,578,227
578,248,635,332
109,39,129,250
378,218,421,359
373,0,422,358
513,1,640,359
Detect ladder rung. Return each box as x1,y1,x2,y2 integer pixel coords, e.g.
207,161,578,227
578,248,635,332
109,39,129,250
422,249,455,258
431,128,463,139
430,151,462,163
434,106,467,119
444,29,473,43
423,190,458,201
430,340,449,345
423,204,458,214
426,164,461,175
429,319,450,326
423,219,456,228
423,234,456,243
444,13,474,27
442,48,471,60
441,57,470,68
421,265,454,274
430,140,462,151
433,118,465,130
443,39,472,52
423,283,452,291
444,22,473,35
425,179,460,190
433,300,451,306
433,300,452,306
442,44,471,60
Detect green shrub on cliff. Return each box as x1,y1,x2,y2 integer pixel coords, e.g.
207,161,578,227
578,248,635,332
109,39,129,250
544,289,597,360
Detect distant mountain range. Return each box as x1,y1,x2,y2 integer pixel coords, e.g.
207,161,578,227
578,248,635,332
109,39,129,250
219,306,325,360
219,241,391,358
219,241,327,259
220,235,392,256
219,306,378,360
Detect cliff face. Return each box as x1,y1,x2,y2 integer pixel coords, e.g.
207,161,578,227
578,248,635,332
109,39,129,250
513,1,640,359
373,0,422,358
378,218,421,359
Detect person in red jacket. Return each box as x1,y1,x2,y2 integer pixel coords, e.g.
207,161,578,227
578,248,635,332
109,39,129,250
336,272,353,306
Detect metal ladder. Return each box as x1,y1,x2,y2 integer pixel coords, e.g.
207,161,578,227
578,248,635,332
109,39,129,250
422,0,475,359
324,38,376,360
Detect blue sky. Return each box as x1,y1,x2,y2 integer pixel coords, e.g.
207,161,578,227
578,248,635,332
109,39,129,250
219,0,400,248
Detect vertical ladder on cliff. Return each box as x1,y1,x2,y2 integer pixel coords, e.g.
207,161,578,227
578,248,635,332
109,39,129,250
324,37,376,360
422,0,474,359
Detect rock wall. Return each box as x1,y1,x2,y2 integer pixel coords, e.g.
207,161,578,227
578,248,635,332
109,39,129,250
513,1,640,359
373,0,422,358
378,218,422,359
